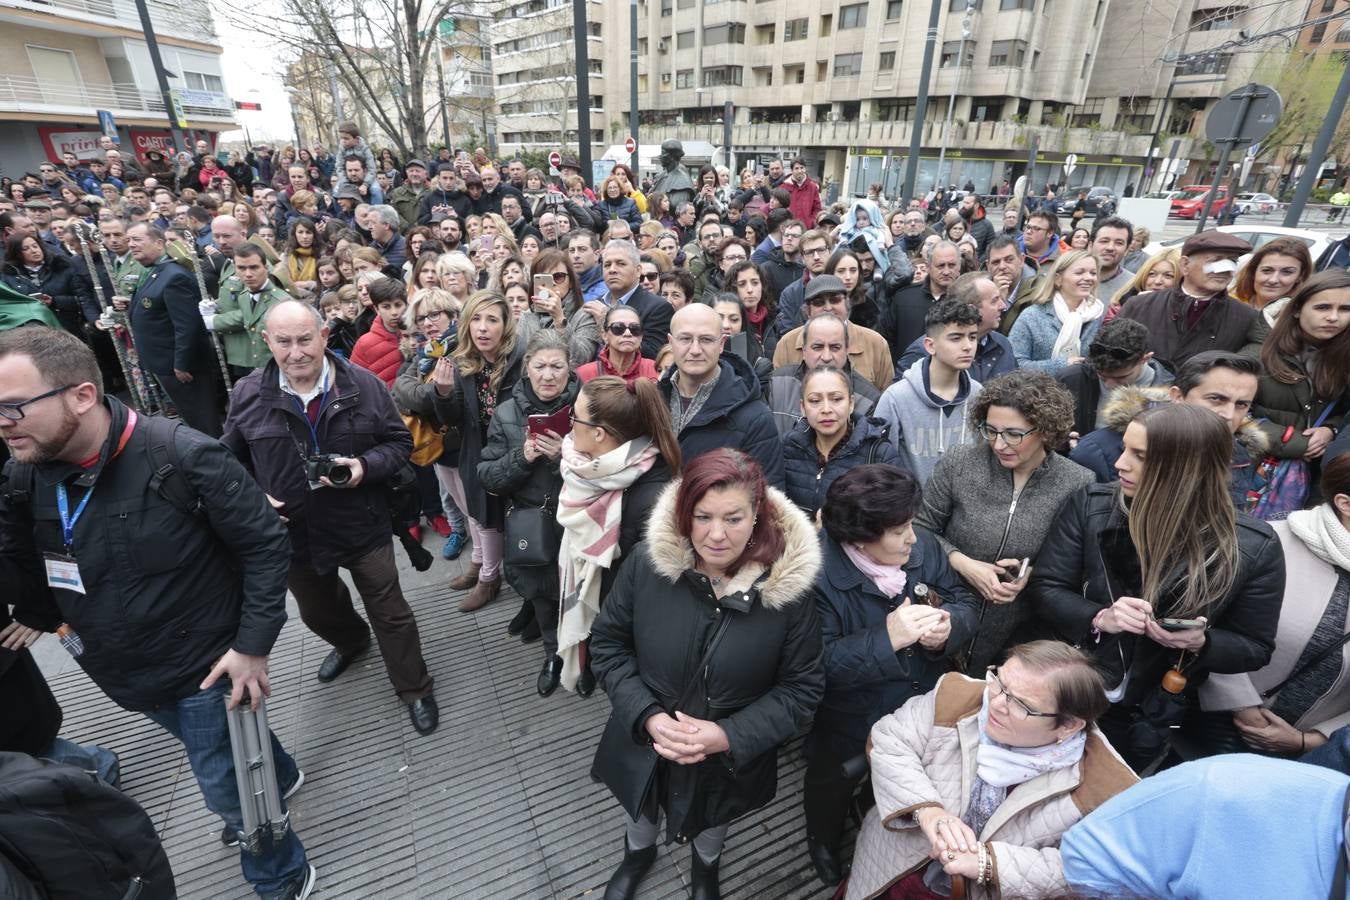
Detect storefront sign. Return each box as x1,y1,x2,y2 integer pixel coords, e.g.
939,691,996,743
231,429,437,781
129,129,175,165
37,126,102,161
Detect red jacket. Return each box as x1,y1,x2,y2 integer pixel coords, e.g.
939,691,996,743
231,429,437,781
576,347,659,385
784,176,822,228
350,316,404,386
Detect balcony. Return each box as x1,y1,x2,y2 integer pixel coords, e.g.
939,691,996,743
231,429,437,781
0,74,235,123
1,0,218,43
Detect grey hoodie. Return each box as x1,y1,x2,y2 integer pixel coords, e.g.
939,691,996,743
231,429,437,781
874,358,981,485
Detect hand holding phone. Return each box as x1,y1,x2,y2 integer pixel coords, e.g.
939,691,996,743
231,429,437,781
998,558,1031,584
1158,617,1205,632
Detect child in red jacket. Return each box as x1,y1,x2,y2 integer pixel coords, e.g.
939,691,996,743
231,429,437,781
350,277,407,387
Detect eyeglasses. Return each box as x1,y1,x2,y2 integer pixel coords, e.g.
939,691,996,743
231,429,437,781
0,384,72,420
987,667,1058,721
803,246,830,258
606,322,643,336
415,310,452,324
976,423,1037,446
569,410,607,431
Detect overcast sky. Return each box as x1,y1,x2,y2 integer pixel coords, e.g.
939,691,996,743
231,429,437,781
211,9,300,143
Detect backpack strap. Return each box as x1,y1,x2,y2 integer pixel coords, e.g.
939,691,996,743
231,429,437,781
0,458,35,509
141,416,202,516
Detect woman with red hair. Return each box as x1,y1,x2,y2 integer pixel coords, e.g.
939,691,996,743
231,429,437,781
589,448,825,899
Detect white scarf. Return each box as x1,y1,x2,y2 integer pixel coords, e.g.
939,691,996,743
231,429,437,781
1289,505,1350,571
1050,292,1104,363
555,434,661,690
975,684,1087,788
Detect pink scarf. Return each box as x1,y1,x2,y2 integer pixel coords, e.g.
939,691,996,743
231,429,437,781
843,541,908,598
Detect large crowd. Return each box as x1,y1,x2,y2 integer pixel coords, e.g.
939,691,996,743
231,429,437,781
1,122,1350,900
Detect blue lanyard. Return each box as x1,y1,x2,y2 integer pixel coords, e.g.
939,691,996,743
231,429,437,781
55,482,94,553
292,376,331,455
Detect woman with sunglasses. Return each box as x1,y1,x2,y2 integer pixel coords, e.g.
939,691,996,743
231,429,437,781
916,371,1094,673
846,641,1135,900
516,248,601,367
576,306,658,385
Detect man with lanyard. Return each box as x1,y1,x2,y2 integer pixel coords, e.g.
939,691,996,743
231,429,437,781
200,243,292,383
0,325,317,900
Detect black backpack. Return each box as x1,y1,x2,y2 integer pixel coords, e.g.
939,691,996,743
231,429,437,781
0,752,176,899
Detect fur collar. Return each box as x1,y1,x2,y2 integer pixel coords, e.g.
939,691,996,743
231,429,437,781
1100,384,1267,456
643,480,822,611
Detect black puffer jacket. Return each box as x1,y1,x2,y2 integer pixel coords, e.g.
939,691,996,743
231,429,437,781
1,253,97,335
782,413,901,516
1027,484,1285,709
590,483,824,843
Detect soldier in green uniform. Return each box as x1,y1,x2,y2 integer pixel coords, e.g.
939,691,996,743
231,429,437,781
199,243,293,383
99,218,147,297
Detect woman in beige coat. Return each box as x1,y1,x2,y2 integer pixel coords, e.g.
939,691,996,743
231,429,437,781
846,641,1136,900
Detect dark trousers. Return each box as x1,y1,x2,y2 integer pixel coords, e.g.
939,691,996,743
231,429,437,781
507,565,558,656
802,740,873,852
156,369,222,437
287,541,434,702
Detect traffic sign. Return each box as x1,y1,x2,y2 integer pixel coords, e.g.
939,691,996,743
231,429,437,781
168,90,188,129
1062,153,1078,177
624,136,636,154
1246,142,1260,159
548,151,562,169
1206,84,1282,146
234,100,263,111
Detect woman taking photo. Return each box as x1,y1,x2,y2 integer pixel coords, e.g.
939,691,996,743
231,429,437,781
1247,269,1350,501
803,464,977,886
430,290,525,613
1198,453,1350,759
478,331,582,695
1236,237,1315,351
590,449,824,900
783,366,900,517
517,248,600,367
556,375,680,697
918,370,1095,672
845,641,1136,900
1028,403,1285,770
576,306,658,385
1009,249,1105,373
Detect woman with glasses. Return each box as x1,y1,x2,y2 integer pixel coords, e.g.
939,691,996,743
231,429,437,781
801,463,975,885
576,306,658,385
516,248,601,368
478,330,582,694
1028,403,1285,771
917,371,1094,673
699,236,751,304
846,641,1136,900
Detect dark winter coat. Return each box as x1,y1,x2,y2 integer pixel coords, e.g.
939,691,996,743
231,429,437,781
766,363,880,437
599,195,643,230
657,353,785,488
589,483,824,843
1117,285,1257,370
809,529,979,761
127,257,215,377
886,280,942,359
782,413,900,516
0,254,98,336
1246,349,1350,462
391,356,461,466
1056,359,1175,439
221,353,412,574
1027,484,1285,711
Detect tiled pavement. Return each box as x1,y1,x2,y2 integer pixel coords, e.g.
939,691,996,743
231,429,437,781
34,549,845,900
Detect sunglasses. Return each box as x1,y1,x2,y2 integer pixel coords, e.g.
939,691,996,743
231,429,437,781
639,272,659,282
606,322,643,336
1089,344,1138,362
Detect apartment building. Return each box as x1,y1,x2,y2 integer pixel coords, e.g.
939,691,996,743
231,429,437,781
0,0,235,173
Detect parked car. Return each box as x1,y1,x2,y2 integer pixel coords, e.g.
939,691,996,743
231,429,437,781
1235,192,1279,215
1170,185,1229,219
1144,190,1182,202
1144,225,1336,266
1056,186,1117,216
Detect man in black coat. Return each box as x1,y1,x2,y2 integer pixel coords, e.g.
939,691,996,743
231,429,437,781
587,240,674,360
0,325,314,899
417,164,471,225
116,222,221,436
886,240,962,359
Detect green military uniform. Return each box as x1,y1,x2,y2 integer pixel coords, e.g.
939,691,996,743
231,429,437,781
391,182,430,231
108,251,148,299
211,275,290,368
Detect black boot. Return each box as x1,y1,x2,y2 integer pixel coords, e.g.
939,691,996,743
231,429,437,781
520,618,542,644
537,655,563,697
690,849,721,900
576,659,596,698
507,598,535,636
807,838,842,886
603,838,656,900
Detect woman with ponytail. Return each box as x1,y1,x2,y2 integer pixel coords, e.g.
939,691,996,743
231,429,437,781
554,376,681,697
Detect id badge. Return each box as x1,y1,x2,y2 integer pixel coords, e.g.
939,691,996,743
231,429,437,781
43,552,86,595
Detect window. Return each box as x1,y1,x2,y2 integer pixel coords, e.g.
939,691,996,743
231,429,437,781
784,63,805,83
589,59,603,74
677,0,694,7
661,0,671,15
676,69,693,88
1080,52,1092,78
999,0,1032,8
970,96,1003,120
638,37,648,53
875,97,915,121
820,13,832,36
183,71,225,93
1312,22,1328,44
839,3,867,28
702,65,743,86
1324,0,1337,10
753,66,773,86
1177,52,1231,76
703,23,746,45
784,17,808,40
638,74,648,91
878,50,896,71
754,23,776,44
941,40,973,66
677,30,694,49
887,0,903,18
1190,6,1242,31
832,52,863,76
1339,28,1350,43
26,46,81,90
949,0,980,10
988,39,1027,66
1031,49,1040,70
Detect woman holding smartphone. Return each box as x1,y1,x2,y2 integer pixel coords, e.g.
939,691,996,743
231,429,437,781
1028,403,1286,771
516,248,601,367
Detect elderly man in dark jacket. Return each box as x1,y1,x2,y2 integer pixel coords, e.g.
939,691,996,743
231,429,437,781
1117,230,1255,370
222,300,439,737
0,325,314,900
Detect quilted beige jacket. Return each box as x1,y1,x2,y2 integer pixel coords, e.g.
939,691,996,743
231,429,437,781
845,673,1137,900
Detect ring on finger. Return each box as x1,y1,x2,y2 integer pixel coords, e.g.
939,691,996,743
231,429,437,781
945,851,956,861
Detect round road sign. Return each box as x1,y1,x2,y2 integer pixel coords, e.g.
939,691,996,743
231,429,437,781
625,136,636,154
548,151,562,168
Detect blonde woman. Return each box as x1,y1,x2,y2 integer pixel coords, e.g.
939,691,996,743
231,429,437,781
1108,248,1180,311
1008,249,1104,373
428,291,525,612
437,252,477,305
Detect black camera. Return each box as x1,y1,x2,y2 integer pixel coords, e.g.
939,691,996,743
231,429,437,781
305,453,352,486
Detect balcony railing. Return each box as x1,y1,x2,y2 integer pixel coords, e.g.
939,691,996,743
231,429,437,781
0,74,234,121
6,0,218,42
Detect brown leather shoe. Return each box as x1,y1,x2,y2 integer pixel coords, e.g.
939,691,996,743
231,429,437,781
458,577,501,612
447,563,481,591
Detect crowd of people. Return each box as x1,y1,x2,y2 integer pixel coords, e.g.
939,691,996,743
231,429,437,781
2,125,1350,900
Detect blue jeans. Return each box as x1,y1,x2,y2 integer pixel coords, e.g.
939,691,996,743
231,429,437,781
143,682,308,896
1303,723,1350,775
42,737,121,787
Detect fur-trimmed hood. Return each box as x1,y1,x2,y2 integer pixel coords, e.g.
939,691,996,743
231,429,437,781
642,479,822,611
1100,384,1268,456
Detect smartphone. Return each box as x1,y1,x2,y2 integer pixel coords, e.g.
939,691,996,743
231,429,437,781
999,558,1030,584
481,235,495,252
1159,617,1205,631
533,273,555,295
528,405,571,438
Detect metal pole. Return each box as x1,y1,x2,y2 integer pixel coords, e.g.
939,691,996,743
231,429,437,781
1281,141,1304,200
131,0,187,153
1284,57,1350,227
935,1,974,193
572,0,593,184
1019,134,1039,227
1196,83,1259,232
723,100,733,174
1140,77,1176,195
901,0,942,206
630,0,640,173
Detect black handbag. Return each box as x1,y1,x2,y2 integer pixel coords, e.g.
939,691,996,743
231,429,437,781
503,498,559,568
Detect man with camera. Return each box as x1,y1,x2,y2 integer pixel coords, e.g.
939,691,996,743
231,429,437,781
221,300,439,736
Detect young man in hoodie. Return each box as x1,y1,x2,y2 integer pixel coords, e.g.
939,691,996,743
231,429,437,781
875,297,983,485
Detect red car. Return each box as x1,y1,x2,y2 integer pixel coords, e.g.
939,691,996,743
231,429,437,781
1170,185,1229,219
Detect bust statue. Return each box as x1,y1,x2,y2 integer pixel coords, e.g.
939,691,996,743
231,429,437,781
650,139,695,210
